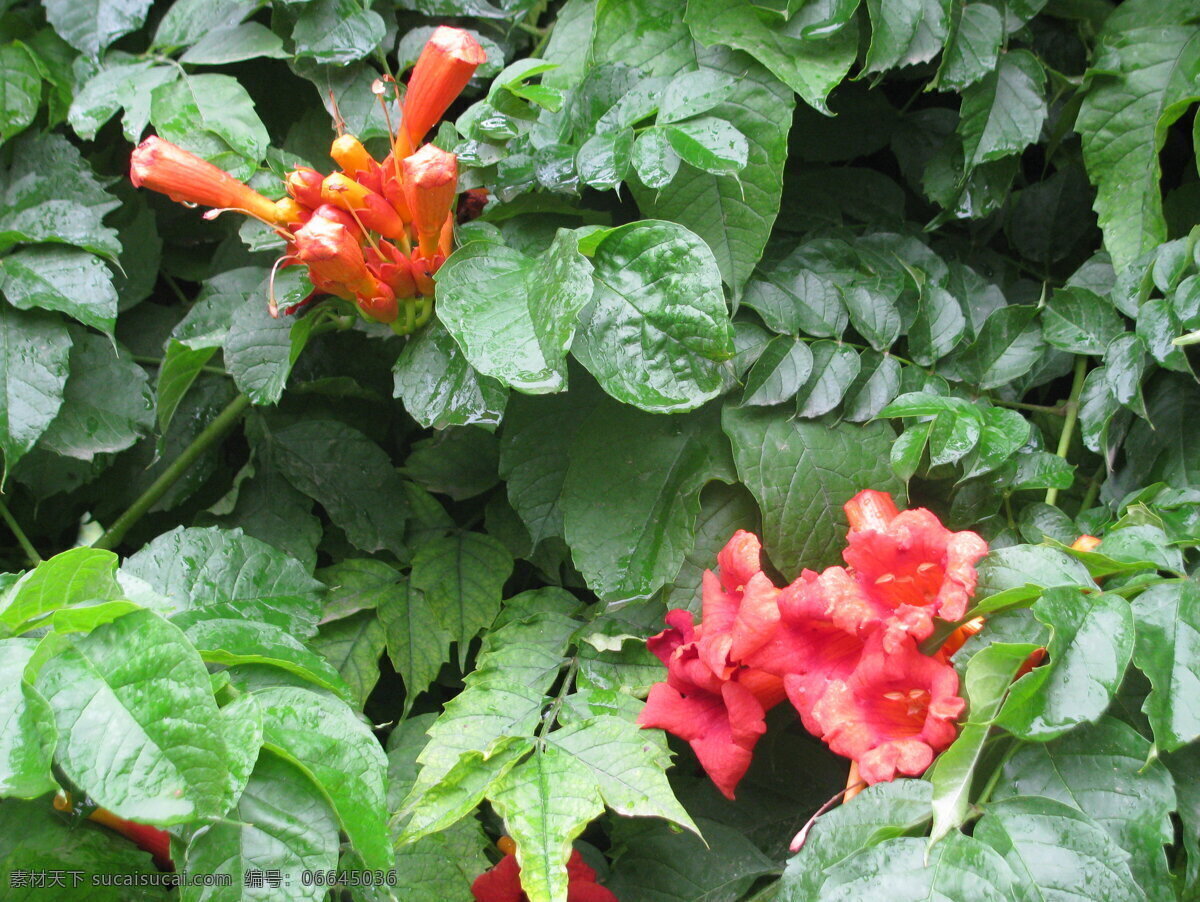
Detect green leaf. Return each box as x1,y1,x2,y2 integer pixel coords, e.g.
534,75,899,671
890,420,932,482
0,546,121,635
209,467,323,572
974,796,1144,902
437,230,594,394
614,32,796,294
68,60,179,142
410,533,513,668
863,0,952,73
632,127,681,189
378,578,451,710
0,798,160,898
318,558,401,622
34,608,234,824
928,642,1039,846
0,132,121,256
157,340,217,435
723,405,902,576
740,335,814,406
407,677,545,800
1076,3,1200,269
153,0,259,48
935,3,1003,90
608,816,775,902
577,129,634,190
961,406,1030,480
180,751,340,902
948,305,1046,390
179,22,289,66
150,73,270,180
291,0,385,65
1104,333,1150,417
841,282,902,352
795,341,861,418
658,69,738,124
179,615,354,702
815,834,1014,900
0,638,57,798
0,304,71,477
781,780,933,902
42,0,153,56
562,399,733,601
547,714,698,834
1041,287,1126,355
998,587,1135,740
224,272,315,406
906,284,965,366
685,0,858,115
743,258,848,338
499,389,599,549
958,50,1047,169
38,330,153,462
0,43,41,142
309,611,386,709
121,526,325,638
996,717,1177,902
252,686,392,871
263,419,410,558
488,743,606,902
469,611,577,694
1131,581,1200,752
663,482,761,614
574,220,734,413
393,319,508,430
663,116,749,176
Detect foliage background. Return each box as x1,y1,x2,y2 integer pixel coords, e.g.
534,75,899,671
0,0,1199,899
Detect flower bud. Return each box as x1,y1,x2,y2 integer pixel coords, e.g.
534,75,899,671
402,144,457,259
285,167,325,209
402,26,486,147
330,134,376,177
130,136,284,225
293,214,376,297
321,172,407,240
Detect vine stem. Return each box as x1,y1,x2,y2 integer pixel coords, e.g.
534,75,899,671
94,393,253,551
1045,356,1087,508
0,496,42,565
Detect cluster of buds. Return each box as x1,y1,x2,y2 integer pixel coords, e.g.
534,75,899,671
130,27,487,333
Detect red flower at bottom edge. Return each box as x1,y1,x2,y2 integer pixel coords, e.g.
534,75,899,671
471,850,618,902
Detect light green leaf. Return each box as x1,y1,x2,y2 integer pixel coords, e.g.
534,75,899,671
863,0,951,73
68,59,179,141
253,686,392,871
34,609,233,824
0,246,117,335
0,638,57,798
1041,287,1126,355
121,526,325,638
935,3,1003,90
150,73,270,180
181,752,340,902
224,271,315,406
0,42,41,142
179,22,288,65
740,335,814,406
664,116,749,176
816,834,1014,900
795,341,861,418
157,340,217,435
1,546,121,635
489,743,605,902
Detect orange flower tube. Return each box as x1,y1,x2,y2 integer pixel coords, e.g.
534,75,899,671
130,136,284,225
401,26,487,147
402,144,458,260
293,214,377,297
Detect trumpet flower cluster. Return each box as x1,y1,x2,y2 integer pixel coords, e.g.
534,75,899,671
129,27,487,333
638,490,991,801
